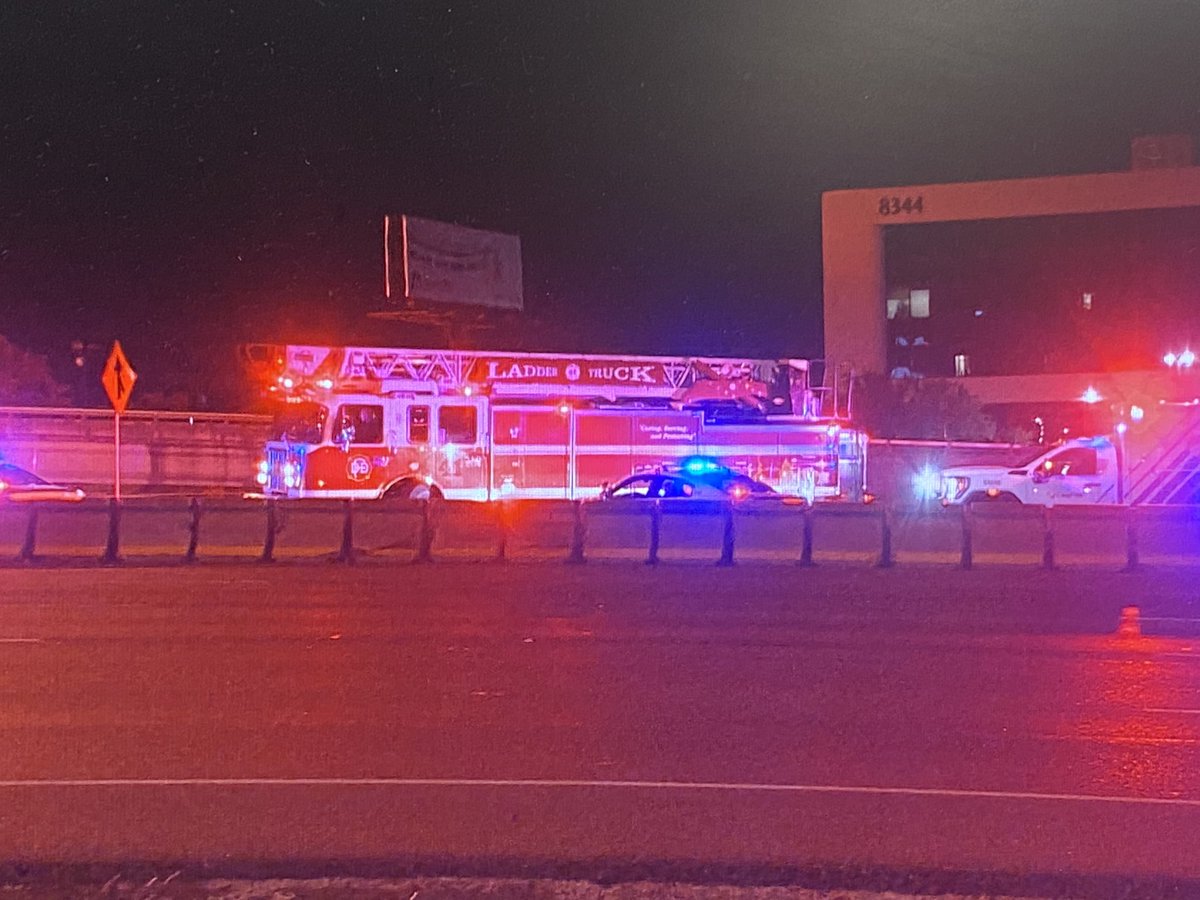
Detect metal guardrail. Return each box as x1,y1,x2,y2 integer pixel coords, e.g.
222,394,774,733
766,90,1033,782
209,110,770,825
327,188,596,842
0,406,272,425
1,496,1194,570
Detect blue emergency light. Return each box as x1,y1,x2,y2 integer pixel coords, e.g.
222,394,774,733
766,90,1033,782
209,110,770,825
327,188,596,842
681,456,725,475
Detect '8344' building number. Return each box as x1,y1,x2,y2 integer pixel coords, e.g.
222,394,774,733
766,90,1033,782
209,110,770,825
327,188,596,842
878,195,924,216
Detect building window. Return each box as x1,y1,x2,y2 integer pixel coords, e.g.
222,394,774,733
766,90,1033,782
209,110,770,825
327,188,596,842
886,298,904,320
909,289,930,318
1081,292,1093,310
954,354,970,377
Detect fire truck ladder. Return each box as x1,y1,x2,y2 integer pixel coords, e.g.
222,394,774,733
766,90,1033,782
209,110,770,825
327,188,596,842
270,344,818,409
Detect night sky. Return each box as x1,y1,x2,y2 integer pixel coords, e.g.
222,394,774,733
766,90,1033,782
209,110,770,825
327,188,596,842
3,1,1200,404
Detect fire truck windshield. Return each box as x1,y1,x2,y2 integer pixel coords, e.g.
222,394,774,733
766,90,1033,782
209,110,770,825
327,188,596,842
271,403,327,444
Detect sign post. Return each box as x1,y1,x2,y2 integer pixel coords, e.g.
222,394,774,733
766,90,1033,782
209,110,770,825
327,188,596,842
100,341,137,501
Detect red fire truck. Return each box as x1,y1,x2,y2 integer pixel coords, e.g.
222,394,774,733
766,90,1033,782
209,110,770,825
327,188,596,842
251,344,866,502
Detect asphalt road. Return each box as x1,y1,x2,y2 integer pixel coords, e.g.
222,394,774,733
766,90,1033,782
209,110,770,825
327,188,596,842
2,563,1200,894
2,497,1198,568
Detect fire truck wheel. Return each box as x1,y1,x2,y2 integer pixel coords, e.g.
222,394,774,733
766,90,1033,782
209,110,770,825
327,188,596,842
409,483,444,502
384,479,444,502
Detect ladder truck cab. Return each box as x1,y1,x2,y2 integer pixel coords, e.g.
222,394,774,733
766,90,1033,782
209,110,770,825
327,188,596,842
250,344,867,503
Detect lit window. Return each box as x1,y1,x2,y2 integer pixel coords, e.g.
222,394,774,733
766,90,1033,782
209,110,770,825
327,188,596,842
909,289,930,319
954,354,970,377
886,298,904,320
1082,292,1093,310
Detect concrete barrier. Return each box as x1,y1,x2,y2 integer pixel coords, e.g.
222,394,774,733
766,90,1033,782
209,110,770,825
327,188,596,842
2,495,1198,570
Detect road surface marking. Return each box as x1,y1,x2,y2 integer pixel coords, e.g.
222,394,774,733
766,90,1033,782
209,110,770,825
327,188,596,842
1145,707,1200,714
0,778,1198,807
0,638,41,644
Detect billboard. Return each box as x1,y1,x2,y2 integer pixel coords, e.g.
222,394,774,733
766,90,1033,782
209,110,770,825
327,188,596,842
388,215,523,311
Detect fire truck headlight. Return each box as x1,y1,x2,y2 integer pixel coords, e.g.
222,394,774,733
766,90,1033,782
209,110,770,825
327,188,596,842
284,475,297,489
283,463,296,478
257,460,269,474
255,472,268,485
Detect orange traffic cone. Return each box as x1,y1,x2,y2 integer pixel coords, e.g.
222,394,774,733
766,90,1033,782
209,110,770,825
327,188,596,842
1117,606,1141,637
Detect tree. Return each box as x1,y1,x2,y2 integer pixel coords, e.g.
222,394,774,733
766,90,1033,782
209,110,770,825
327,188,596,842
0,335,71,407
852,373,997,441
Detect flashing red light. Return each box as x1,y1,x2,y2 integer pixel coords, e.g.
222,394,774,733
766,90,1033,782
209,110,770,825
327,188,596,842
558,403,570,415
1080,386,1102,404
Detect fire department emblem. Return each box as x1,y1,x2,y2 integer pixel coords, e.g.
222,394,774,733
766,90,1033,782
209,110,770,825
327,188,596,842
565,363,581,382
347,455,372,482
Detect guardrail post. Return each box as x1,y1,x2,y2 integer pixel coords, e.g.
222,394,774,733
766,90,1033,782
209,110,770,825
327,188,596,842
494,501,510,562
567,499,587,564
1123,507,1140,572
717,501,735,567
19,509,37,562
415,499,435,563
798,505,815,567
260,499,277,563
185,497,201,563
646,500,661,566
337,499,356,564
102,498,121,565
1041,506,1056,570
960,502,973,570
876,505,894,568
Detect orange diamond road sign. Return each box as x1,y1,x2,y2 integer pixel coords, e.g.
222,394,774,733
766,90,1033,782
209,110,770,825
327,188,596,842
100,341,137,414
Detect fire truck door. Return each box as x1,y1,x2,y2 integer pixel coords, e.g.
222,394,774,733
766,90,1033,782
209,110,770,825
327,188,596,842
431,400,488,499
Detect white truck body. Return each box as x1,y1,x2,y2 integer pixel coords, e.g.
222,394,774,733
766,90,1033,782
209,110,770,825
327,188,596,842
939,437,1118,506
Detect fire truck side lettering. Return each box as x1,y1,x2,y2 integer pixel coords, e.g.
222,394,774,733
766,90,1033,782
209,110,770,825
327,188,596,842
487,362,561,380
588,365,654,383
